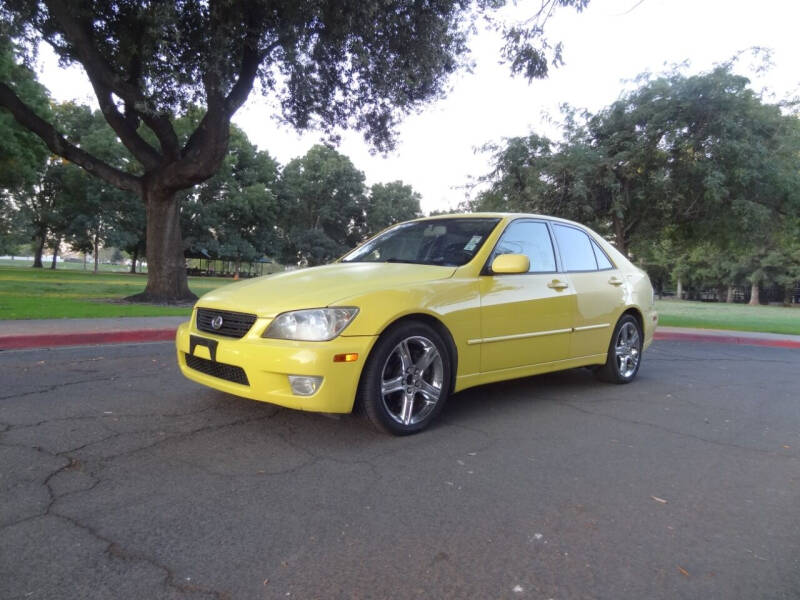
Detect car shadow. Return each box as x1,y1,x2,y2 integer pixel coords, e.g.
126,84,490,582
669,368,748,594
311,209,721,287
201,366,607,447
440,367,602,425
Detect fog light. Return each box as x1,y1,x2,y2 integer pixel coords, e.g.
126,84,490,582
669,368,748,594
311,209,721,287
288,375,323,396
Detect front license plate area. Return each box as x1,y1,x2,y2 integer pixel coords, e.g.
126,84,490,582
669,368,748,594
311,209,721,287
192,345,211,360
190,334,219,362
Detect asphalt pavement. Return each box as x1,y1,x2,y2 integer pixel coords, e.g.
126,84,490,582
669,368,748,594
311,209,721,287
1,339,798,599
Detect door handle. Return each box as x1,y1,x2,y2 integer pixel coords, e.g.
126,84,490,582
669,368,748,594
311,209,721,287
547,280,569,291
608,277,624,286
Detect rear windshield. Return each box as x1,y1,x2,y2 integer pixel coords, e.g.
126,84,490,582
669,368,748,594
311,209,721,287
342,218,501,267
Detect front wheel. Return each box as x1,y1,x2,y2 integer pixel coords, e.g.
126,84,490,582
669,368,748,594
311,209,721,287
595,314,643,383
358,322,451,435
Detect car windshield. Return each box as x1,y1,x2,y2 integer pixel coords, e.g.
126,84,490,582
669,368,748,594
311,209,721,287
342,218,501,267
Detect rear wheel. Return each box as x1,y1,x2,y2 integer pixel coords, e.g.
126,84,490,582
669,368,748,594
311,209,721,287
595,314,643,383
358,322,451,435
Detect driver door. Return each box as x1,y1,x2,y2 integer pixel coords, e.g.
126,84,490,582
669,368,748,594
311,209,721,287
479,220,575,373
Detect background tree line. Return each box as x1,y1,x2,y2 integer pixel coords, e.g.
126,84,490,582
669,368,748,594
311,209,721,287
0,42,422,273
470,61,800,304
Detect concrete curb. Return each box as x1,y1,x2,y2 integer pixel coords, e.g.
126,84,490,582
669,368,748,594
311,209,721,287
654,330,800,349
1,327,799,351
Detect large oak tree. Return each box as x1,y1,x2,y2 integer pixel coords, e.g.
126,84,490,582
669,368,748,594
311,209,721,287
0,0,588,302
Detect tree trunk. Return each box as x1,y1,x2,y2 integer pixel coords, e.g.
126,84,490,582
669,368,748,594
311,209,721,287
726,285,734,303
93,232,100,274
130,248,138,274
50,239,60,269
126,184,196,303
748,281,760,306
612,214,627,257
32,236,45,268
676,277,683,300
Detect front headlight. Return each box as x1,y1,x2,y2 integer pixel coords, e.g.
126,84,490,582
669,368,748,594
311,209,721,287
262,307,359,341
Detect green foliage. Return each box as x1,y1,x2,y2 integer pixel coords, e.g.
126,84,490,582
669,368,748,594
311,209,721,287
0,38,49,254
278,145,366,265
473,60,800,301
0,38,49,192
474,134,555,213
10,102,143,267
182,125,280,265
2,0,588,301
2,0,587,154
3,93,425,272
363,181,422,238
0,201,28,254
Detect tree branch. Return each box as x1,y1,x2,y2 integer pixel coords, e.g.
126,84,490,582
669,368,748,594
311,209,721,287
91,82,163,170
159,35,268,189
224,43,262,117
141,113,181,161
0,83,141,193
44,0,180,161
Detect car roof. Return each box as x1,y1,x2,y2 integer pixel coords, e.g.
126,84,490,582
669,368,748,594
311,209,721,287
412,212,586,228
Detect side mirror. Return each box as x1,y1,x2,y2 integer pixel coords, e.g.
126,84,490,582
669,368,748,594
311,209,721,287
490,254,530,274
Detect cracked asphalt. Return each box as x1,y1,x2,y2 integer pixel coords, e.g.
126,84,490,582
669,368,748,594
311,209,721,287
1,340,798,600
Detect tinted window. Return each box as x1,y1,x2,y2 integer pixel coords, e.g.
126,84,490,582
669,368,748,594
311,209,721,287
553,224,597,271
592,240,613,270
492,221,556,273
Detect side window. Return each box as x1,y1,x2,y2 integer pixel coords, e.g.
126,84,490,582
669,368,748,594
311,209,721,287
553,224,598,271
492,221,556,273
592,240,614,270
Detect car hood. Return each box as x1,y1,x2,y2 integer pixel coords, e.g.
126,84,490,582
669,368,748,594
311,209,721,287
196,262,457,317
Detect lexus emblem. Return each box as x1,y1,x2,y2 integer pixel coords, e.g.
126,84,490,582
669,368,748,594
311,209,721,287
211,315,224,330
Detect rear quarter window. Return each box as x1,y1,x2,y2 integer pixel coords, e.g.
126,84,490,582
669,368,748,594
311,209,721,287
592,240,614,270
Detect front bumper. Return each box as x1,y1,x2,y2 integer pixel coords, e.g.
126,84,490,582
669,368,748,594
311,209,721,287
175,321,377,413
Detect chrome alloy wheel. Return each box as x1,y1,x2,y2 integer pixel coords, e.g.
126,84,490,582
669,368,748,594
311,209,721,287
380,335,444,426
615,321,641,378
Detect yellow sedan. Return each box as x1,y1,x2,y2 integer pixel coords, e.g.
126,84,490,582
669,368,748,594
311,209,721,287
176,213,657,435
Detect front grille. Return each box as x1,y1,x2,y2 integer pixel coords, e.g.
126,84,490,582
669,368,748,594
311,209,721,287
196,308,257,338
184,353,249,386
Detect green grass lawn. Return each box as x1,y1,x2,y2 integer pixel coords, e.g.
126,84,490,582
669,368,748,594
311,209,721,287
0,266,232,319
656,299,800,335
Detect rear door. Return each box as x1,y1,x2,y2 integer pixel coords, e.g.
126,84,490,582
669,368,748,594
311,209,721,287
478,220,576,372
551,224,624,358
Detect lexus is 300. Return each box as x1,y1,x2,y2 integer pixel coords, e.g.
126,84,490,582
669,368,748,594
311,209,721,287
176,214,658,435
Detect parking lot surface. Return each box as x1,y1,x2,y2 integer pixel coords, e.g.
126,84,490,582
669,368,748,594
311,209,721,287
1,341,798,599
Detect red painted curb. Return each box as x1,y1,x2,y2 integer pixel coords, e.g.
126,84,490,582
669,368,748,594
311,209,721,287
0,328,176,350
653,331,800,349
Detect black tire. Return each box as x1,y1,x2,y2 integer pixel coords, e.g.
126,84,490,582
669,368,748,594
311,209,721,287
358,321,451,435
595,314,643,384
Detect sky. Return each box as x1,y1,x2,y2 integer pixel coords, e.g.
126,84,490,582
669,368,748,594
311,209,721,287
37,0,800,214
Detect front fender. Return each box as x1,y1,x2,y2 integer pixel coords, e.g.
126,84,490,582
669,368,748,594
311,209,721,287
338,277,482,377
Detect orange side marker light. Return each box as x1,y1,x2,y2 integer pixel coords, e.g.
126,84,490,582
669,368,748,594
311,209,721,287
333,353,359,363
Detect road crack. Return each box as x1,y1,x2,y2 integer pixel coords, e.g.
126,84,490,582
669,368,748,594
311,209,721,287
559,400,799,459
